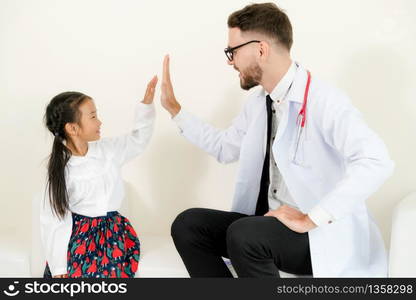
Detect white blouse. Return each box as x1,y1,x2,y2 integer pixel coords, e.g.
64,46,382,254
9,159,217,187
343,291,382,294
40,102,155,276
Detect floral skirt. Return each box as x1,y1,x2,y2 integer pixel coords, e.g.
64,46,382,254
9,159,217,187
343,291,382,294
44,211,140,278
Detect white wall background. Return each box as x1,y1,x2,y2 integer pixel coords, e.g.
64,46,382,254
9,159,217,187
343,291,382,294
0,0,415,253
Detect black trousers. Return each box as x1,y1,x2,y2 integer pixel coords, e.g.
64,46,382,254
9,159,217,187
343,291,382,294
171,208,313,277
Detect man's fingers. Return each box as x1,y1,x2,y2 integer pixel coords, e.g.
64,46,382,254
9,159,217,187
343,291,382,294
161,81,173,98
162,54,171,84
161,81,168,95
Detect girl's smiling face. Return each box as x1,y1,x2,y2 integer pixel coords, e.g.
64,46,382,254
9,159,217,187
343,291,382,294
72,98,102,142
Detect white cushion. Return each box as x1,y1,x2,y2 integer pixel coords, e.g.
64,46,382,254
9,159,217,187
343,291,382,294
136,235,189,277
389,191,416,277
0,229,31,277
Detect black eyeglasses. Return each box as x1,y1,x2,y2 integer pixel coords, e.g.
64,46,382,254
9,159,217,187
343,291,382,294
224,40,261,61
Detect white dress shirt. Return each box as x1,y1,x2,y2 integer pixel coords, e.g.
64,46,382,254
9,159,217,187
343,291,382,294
40,102,155,276
267,61,298,210
266,62,334,226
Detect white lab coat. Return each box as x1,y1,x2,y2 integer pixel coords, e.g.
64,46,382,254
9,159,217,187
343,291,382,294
173,64,394,277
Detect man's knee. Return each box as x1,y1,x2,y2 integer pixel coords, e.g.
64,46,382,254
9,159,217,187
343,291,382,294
226,217,258,251
171,208,204,240
226,217,275,255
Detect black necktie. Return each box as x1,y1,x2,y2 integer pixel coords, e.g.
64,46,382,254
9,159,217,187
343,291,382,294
255,95,273,216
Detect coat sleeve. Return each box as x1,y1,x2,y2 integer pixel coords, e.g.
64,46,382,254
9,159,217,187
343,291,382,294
314,90,395,220
98,102,155,166
39,186,73,276
172,101,250,164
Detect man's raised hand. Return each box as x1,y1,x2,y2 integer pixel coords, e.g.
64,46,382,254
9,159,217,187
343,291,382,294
161,55,181,117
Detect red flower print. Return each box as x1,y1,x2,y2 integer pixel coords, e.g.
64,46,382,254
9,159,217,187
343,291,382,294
99,233,105,245
121,271,129,278
88,240,96,252
72,266,82,277
131,258,138,273
74,241,86,255
101,252,109,266
80,222,89,233
87,260,97,273
112,245,123,258
124,237,136,250
126,225,137,236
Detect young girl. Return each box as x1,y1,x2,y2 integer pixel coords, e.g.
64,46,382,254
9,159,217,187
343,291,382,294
40,76,157,278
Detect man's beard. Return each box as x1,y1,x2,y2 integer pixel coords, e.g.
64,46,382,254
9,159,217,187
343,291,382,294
239,63,262,90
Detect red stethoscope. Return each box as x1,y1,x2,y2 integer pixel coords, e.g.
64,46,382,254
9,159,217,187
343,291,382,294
292,70,311,164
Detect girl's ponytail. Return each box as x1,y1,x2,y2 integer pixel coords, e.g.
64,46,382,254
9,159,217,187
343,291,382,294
47,134,71,219
44,92,89,219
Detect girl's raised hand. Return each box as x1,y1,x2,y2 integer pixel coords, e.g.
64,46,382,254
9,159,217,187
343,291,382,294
142,75,158,104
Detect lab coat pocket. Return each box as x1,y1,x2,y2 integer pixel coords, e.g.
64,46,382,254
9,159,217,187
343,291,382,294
289,137,312,168
288,138,327,194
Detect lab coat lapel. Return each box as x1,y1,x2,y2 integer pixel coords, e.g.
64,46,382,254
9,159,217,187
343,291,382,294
271,64,306,150
232,94,267,215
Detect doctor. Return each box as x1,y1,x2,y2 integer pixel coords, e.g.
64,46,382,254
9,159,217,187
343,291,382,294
162,3,394,277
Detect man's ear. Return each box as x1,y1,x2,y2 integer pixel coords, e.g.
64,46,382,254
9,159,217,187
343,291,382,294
64,122,79,137
259,41,270,61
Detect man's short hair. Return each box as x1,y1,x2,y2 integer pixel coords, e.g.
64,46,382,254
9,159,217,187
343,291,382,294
227,3,293,51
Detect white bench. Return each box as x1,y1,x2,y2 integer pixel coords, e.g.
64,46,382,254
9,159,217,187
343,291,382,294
135,235,189,278
2,190,414,278
0,228,31,277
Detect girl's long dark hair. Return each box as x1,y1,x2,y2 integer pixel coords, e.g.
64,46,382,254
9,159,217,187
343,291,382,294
44,91,90,219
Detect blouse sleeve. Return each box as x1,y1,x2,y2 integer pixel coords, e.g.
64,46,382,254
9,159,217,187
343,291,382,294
39,187,73,276
98,102,155,166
